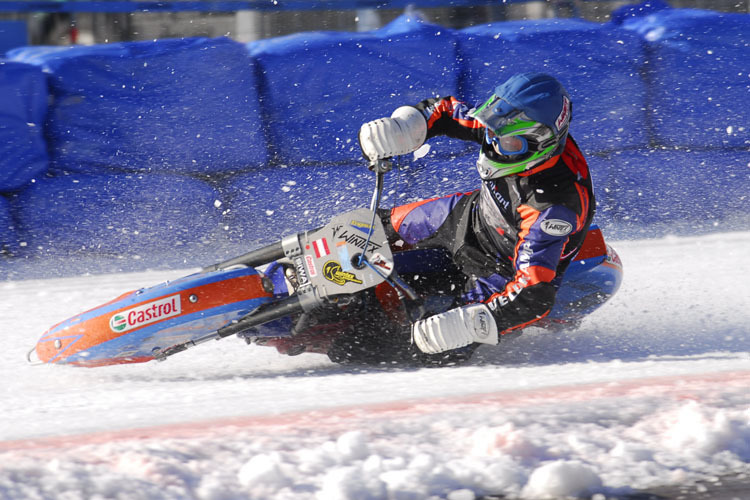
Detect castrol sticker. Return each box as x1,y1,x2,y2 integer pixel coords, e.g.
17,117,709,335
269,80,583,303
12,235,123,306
109,295,182,333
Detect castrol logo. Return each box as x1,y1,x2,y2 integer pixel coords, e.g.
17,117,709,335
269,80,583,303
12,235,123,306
109,295,182,333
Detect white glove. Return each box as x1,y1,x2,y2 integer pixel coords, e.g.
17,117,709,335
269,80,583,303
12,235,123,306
358,106,427,161
412,303,498,354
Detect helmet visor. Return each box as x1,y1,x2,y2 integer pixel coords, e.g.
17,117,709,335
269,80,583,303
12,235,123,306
471,95,516,133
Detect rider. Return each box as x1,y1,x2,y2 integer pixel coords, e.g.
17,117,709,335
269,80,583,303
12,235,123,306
353,72,595,361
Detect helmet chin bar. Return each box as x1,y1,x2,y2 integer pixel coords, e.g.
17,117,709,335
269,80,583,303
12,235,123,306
476,140,559,180
476,153,529,180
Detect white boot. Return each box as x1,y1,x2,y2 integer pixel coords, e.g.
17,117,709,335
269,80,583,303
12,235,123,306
412,304,498,354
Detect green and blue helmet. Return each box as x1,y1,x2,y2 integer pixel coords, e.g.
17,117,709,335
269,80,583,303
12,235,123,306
470,73,572,179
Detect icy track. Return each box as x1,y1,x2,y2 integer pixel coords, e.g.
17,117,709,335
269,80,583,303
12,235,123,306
1,231,749,500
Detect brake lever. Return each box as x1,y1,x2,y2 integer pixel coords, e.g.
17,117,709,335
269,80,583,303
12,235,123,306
368,158,392,174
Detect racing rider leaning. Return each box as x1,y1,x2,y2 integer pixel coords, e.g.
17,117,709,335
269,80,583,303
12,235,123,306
356,72,595,359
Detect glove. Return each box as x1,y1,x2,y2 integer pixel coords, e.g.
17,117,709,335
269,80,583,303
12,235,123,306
358,106,427,161
412,303,498,354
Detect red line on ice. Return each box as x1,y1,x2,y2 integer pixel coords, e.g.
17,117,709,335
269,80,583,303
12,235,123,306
3,369,748,452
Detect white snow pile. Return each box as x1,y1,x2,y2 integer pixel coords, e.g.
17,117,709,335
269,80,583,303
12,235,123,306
0,231,748,499
1,373,749,500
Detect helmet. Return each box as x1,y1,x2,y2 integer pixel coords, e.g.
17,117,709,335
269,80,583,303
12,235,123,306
470,73,572,179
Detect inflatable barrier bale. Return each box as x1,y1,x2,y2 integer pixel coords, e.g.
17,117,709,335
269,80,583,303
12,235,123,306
13,172,226,258
619,8,750,149
0,60,49,192
8,38,268,175
249,15,465,165
456,18,649,154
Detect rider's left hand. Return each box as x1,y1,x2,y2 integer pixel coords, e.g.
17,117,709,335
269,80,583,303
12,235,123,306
411,303,498,354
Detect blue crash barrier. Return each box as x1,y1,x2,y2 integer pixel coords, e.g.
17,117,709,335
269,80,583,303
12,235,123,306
13,173,225,257
456,19,649,154
596,148,750,239
218,153,495,248
0,194,15,251
0,21,27,54
220,165,373,247
0,60,48,192
619,8,750,149
248,16,464,164
217,150,620,249
0,6,748,267
8,37,268,176
217,156,479,249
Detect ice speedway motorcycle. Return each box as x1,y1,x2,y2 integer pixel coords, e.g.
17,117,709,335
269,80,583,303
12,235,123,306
29,161,623,367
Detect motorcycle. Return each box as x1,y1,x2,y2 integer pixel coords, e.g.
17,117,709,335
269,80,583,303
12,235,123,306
29,162,623,368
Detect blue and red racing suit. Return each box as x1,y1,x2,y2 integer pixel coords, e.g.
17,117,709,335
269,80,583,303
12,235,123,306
379,96,596,336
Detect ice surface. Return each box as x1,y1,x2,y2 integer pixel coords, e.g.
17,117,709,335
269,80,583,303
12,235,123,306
0,231,748,499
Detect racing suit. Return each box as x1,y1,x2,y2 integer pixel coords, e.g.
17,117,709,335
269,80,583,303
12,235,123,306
380,96,596,335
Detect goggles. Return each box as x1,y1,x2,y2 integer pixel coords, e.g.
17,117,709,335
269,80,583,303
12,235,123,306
485,128,528,156
472,95,537,156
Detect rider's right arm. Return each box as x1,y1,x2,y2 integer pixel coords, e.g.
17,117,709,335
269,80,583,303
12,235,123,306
414,96,485,144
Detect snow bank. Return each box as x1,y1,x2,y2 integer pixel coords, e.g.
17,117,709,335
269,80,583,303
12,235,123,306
1,373,749,499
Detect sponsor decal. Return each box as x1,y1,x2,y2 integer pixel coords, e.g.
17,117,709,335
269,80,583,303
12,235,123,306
555,95,571,133
488,275,530,310
337,243,352,271
109,295,181,333
305,255,317,277
490,185,511,212
517,240,533,269
349,220,373,234
540,219,573,237
605,244,623,269
110,315,127,332
294,256,310,288
472,309,491,340
323,261,363,286
334,230,382,253
369,252,393,274
312,238,330,258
